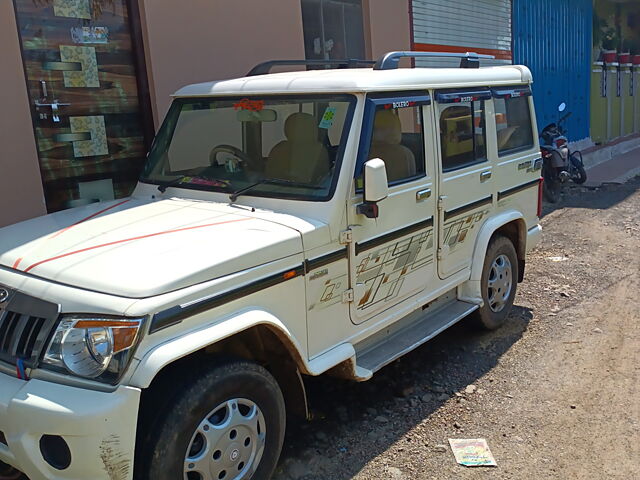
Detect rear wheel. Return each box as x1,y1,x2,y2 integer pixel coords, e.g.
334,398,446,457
472,235,518,330
140,360,285,480
542,161,560,203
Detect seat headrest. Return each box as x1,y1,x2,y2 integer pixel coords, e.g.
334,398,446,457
285,112,318,143
373,110,402,145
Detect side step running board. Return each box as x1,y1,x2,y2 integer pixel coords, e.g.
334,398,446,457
356,300,478,374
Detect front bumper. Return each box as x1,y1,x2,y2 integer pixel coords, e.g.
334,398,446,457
0,372,140,480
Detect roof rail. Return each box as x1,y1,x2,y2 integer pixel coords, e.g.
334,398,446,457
374,51,495,70
247,59,375,76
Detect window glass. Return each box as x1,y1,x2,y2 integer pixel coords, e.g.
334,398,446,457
438,100,487,172
494,96,534,154
365,104,425,184
142,95,355,201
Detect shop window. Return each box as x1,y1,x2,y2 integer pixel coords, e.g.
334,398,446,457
438,101,487,172
365,104,426,184
494,96,534,155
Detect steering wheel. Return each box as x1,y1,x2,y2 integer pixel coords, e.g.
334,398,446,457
209,144,253,167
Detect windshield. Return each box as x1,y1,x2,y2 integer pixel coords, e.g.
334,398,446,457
141,94,356,201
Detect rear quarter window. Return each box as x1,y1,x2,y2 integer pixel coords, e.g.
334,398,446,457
494,96,534,155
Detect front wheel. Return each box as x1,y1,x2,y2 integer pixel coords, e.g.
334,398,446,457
141,361,286,480
471,235,518,330
570,151,587,184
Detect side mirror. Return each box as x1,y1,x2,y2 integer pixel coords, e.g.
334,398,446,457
358,158,388,218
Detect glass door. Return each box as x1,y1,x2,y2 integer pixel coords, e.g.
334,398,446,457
14,0,152,212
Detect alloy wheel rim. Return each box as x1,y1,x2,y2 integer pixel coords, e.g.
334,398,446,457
184,398,266,480
487,254,512,313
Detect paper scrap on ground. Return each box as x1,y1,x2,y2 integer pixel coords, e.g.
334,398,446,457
448,438,497,467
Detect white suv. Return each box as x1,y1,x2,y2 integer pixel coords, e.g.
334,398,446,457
0,52,542,480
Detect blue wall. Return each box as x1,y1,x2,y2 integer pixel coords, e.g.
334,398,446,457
512,0,593,141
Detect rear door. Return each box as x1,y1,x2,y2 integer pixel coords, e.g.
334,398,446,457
347,92,436,325
434,88,496,279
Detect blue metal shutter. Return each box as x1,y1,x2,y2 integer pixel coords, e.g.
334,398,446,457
512,0,592,141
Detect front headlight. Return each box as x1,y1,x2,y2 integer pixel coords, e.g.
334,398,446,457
42,316,145,382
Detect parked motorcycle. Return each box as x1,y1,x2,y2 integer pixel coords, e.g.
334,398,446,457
540,103,587,203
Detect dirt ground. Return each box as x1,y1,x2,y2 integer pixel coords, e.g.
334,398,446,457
9,178,639,480
274,176,640,480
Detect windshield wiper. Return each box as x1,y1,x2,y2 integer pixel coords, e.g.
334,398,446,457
229,178,324,202
157,175,188,193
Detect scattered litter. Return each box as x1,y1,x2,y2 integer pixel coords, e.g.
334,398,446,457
592,327,603,334
563,341,581,344
565,322,573,326
547,256,569,262
433,444,448,453
505,394,514,399
465,385,477,394
448,438,497,467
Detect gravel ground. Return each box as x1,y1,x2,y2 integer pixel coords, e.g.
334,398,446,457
273,176,640,480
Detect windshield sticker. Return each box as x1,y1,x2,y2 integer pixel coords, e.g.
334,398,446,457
180,177,230,188
319,107,337,129
233,98,264,111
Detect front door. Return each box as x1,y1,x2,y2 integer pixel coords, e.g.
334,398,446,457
347,93,436,325
434,88,496,279
13,0,152,212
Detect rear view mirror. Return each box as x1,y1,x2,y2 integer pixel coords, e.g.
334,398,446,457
358,158,388,218
237,109,277,122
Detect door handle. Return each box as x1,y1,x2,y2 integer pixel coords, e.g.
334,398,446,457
480,171,492,182
416,188,431,201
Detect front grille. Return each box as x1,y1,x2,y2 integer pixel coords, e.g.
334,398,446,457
0,286,59,369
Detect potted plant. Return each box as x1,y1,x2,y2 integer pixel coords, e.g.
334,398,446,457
619,39,632,64
630,39,640,66
601,26,619,63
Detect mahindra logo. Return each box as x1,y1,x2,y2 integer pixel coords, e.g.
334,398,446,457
0,288,9,303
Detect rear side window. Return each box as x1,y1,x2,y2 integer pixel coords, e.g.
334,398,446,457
438,100,487,172
494,95,534,155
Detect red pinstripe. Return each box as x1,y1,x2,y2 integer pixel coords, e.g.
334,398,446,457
23,217,251,273
12,198,131,270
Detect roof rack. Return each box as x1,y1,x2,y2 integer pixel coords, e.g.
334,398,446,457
374,51,495,70
247,59,375,76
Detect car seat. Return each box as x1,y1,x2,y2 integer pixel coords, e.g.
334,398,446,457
266,112,330,183
368,110,416,182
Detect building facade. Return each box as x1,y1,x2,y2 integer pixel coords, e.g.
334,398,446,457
1,0,411,227
1,0,638,228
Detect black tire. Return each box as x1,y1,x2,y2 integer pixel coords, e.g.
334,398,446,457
542,162,560,203
570,151,587,184
140,360,285,480
471,235,518,330
0,462,23,480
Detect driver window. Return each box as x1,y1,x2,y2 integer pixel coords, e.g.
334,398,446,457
366,103,426,184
